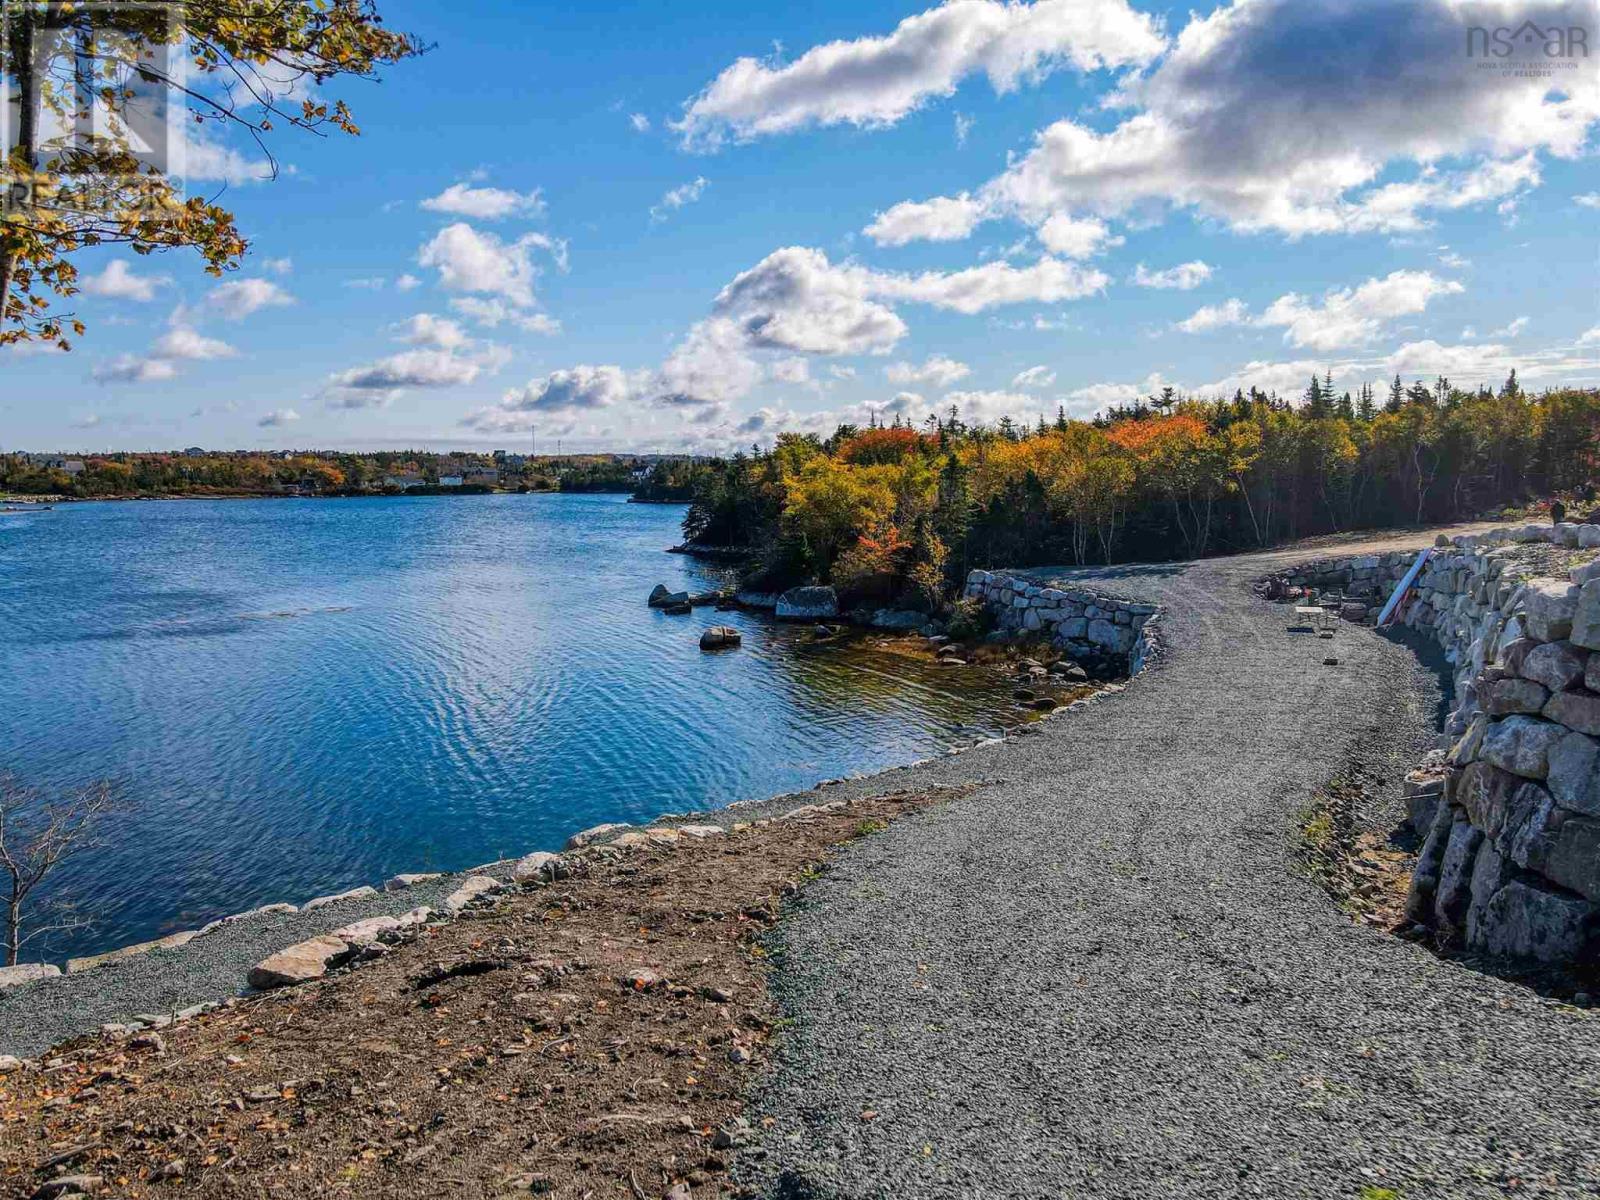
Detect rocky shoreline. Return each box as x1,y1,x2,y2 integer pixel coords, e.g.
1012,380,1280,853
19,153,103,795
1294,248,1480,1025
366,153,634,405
0,595,1154,1060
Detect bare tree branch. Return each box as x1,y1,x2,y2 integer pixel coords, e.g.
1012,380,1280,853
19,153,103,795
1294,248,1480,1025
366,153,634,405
0,773,123,966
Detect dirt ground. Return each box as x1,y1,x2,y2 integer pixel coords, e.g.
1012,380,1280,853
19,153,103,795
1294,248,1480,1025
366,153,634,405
0,788,967,1200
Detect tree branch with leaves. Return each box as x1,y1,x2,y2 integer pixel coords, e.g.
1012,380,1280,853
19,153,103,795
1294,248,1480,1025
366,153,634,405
1,0,425,347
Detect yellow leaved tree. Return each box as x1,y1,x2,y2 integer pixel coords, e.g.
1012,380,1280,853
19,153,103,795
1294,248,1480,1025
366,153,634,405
1,0,424,346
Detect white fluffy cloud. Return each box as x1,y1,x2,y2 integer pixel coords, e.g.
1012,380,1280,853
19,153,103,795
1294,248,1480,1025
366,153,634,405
397,313,470,351
448,296,562,334
708,247,1105,365
874,0,1598,247
324,318,510,409
1035,214,1122,259
151,327,235,361
675,0,1164,146
768,356,813,385
208,278,294,320
651,177,710,222
93,355,179,384
885,354,971,386
491,244,1109,418
503,365,640,413
464,365,646,430
1176,297,1250,334
422,182,546,220
92,323,235,385
1062,377,1164,416
1257,270,1462,350
657,317,767,406
1176,270,1462,349
943,389,1040,426
865,195,986,246
1132,261,1212,290
185,130,273,186
418,223,566,313
257,408,300,427
871,255,1108,314
1012,364,1057,389
713,247,907,356
80,260,170,301
329,349,493,394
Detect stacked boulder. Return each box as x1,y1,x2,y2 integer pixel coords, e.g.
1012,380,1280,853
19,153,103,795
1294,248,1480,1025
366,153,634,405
1407,556,1599,963
964,571,1160,676
1269,521,1600,964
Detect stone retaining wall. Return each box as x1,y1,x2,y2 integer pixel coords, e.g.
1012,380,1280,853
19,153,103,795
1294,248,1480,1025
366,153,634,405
1265,521,1600,964
963,570,1162,675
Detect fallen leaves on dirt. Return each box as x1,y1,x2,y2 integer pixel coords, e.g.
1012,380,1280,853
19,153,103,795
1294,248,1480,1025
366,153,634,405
0,787,967,1199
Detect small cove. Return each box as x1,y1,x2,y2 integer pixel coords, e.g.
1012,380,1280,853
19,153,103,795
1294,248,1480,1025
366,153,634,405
0,493,1035,962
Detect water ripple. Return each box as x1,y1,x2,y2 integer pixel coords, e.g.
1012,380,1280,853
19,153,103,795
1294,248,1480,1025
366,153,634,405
0,495,1027,958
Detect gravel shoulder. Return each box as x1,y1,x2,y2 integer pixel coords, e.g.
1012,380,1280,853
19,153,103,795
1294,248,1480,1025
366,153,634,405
0,878,465,1059
741,525,1599,1200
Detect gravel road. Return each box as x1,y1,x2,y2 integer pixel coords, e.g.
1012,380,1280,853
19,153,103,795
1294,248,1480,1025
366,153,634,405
741,529,1599,1200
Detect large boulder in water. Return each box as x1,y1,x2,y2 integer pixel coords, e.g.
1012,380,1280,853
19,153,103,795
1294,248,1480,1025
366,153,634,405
700,625,742,650
649,584,689,608
776,585,839,621
867,609,927,631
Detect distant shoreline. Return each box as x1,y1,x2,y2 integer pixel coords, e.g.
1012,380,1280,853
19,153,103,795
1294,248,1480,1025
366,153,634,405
1,487,674,505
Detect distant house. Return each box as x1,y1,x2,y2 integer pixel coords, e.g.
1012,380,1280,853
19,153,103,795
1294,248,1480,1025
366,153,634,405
438,474,464,488
42,457,85,476
383,472,426,490
183,447,206,457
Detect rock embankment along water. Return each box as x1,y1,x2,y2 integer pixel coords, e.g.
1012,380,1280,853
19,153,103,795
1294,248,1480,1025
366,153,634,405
1262,519,1600,964
964,569,1163,676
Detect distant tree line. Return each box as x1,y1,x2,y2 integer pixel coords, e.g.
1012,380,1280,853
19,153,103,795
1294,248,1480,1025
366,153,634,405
0,450,702,500
682,375,1599,612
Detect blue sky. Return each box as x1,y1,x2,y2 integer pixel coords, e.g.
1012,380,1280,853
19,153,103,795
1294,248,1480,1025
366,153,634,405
4,0,1598,452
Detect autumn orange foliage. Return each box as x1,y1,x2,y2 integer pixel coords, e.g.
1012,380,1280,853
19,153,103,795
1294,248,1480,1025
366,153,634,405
838,427,932,466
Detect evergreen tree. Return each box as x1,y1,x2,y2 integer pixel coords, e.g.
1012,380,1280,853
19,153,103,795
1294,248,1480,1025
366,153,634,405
1357,383,1376,422
934,453,973,586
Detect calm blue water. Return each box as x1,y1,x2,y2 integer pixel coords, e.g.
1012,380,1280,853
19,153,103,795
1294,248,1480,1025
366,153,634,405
1,495,1022,960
